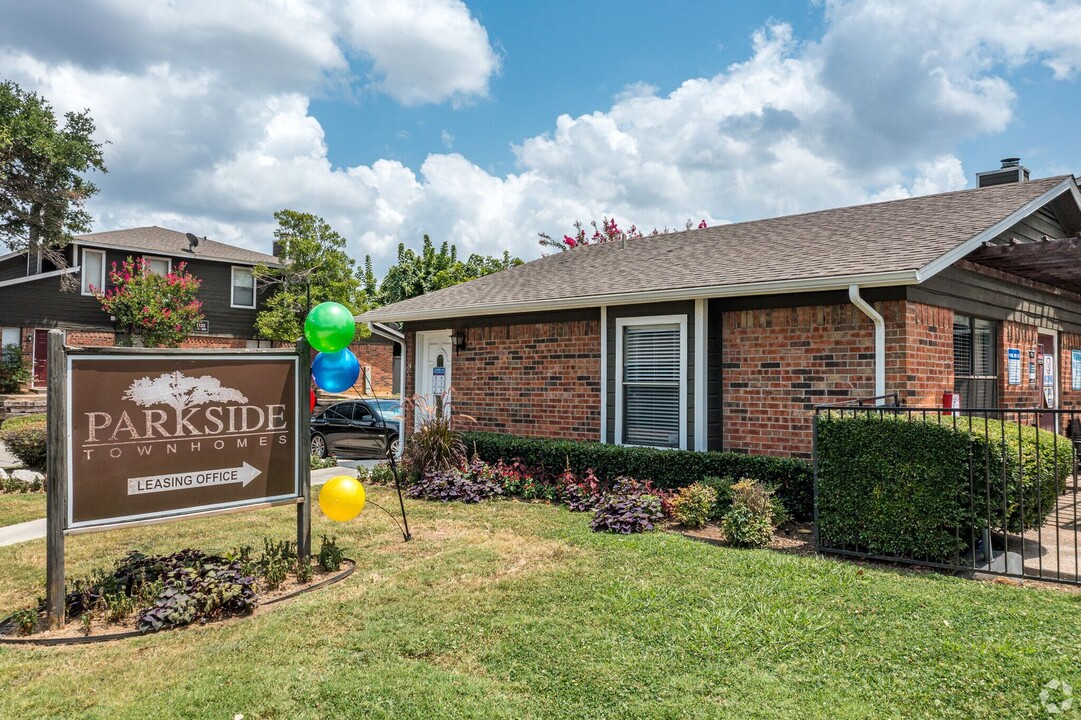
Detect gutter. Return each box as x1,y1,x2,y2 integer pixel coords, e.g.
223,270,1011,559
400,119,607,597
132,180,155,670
848,285,885,404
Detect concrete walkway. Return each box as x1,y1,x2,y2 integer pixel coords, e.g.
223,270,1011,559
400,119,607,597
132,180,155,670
0,462,380,548
0,519,45,547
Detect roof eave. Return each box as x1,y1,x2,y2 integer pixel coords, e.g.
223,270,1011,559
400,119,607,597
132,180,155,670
356,269,921,323
915,176,1080,283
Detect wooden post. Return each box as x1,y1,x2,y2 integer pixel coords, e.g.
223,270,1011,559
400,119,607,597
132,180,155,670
45,330,68,630
296,338,312,563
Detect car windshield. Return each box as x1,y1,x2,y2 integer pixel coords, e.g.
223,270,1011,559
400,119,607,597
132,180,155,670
368,399,401,419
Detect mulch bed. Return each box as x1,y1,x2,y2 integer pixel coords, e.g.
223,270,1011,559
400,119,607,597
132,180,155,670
0,559,355,645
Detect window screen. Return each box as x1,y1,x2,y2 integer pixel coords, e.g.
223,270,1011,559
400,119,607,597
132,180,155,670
232,267,255,307
953,315,997,408
144,256,170,276
81,249,105,295
623,324,681,448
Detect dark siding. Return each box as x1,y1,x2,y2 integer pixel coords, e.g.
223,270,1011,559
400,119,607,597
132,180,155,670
910,266,1081,333
707,298,723,451
605,300,695,449
0,248,266,337
0,255,29,282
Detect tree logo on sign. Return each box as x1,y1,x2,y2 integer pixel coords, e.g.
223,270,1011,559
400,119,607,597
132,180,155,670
124,372,248,428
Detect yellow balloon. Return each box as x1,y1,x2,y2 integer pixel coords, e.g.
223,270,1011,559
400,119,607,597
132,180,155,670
319,475,366,522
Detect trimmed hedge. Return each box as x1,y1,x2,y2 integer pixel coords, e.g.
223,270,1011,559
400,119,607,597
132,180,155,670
460,431,814,521
1,421,47,471
816,413,1073,562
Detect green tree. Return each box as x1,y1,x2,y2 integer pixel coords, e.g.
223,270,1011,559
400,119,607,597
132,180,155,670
96,257,204,347
371,236,522,306
0,81,106,288
254,210,364,342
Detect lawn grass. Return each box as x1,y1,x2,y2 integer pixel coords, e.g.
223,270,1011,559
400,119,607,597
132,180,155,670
0,493,45,527
1,488,1080,719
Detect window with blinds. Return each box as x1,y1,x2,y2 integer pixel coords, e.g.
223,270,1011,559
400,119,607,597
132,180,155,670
622,324,682,448
953,315,997,408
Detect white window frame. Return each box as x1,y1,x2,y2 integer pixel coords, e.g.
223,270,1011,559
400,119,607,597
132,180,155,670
142,255,172,276
615,314,688,450
81,248,106,296
231,266,256,309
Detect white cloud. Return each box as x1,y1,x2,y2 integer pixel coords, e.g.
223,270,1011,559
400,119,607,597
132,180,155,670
0,0,1078,272
440,130,455,149
337,0,501,105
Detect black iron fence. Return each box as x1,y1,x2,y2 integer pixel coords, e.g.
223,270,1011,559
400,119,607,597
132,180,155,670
813,400,1081,585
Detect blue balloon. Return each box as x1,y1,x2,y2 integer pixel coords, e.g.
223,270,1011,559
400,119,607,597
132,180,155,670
311,349,360,393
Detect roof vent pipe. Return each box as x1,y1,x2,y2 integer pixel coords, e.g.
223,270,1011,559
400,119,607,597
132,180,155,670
620,232,626,250
849,285,885,405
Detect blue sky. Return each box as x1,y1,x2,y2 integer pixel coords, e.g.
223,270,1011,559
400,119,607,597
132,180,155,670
1,1,1080,272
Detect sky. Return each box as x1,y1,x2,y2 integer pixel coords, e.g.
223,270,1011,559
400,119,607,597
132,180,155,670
2,0,1080,274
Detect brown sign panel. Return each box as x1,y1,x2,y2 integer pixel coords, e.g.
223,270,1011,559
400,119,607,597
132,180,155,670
67,353,300,529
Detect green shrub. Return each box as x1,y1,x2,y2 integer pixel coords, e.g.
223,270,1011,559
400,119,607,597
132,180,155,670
816,413,1074,562
369,461,396,485
722,506,774,548
317,535,344,572
2,422,46,470
669,482,718,529
310,454,337,470
461,431,814,520
0,343,30,393
721,479,775,548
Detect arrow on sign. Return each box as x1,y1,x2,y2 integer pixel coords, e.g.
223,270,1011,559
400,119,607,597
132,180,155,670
126,462,262,496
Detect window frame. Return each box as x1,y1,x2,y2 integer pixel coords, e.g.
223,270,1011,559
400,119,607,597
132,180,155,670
952,313,999,409
142,255,172,276
614,314,688,450
80,248,106,296
230,266,256,309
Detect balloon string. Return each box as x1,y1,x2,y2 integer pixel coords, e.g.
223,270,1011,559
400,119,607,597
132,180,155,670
364,499,409,540
339,377,412,542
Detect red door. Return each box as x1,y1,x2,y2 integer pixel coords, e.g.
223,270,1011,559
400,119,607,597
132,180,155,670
32,329,48,388
1037,332,1057,432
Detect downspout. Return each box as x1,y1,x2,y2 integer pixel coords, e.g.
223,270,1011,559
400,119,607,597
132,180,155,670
848,285,885,405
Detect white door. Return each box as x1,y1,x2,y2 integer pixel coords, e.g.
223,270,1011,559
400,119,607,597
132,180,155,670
415,330,452,429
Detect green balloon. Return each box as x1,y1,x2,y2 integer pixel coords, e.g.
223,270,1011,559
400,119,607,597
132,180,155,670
304,302,356,353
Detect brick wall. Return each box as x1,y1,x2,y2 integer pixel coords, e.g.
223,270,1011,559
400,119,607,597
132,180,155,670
890,302,954,407
999,321,1041,409
352,341,394,396
721,304,879,457
1060,332,1081,429
403,320,601,442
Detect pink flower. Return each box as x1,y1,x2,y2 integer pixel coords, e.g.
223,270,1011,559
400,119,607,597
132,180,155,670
698,219,708,229
564,235,577,248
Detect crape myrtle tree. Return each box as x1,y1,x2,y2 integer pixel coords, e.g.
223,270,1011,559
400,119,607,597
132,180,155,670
367,235,522,306
538,217,709,253
0,81,107,290
254,210,366,342
96,257,204,347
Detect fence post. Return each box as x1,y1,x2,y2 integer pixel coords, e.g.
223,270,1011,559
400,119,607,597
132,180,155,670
45,330,68,629
812,408,820,552
296,338,312,563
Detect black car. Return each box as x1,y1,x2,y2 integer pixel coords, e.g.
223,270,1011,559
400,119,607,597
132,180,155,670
310,400,400,459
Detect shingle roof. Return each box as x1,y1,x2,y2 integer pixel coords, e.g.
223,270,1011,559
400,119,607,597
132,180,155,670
76,226,280,266
361,176,1077,322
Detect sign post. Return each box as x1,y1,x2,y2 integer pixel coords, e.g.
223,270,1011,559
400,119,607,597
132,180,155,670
44,343,306,628
297,338,312,563
45,330,67,630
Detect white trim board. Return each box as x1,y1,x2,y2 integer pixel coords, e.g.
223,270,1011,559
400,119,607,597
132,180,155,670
614,314,688,451
0,266,79,288
599,306,607,443
694,299,707,451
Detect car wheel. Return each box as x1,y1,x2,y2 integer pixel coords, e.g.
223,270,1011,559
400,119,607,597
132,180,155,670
311,434,328,458
388,436,400,457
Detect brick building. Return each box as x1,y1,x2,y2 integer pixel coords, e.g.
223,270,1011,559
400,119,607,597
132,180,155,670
361,163,1081,458
0,226,395,395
